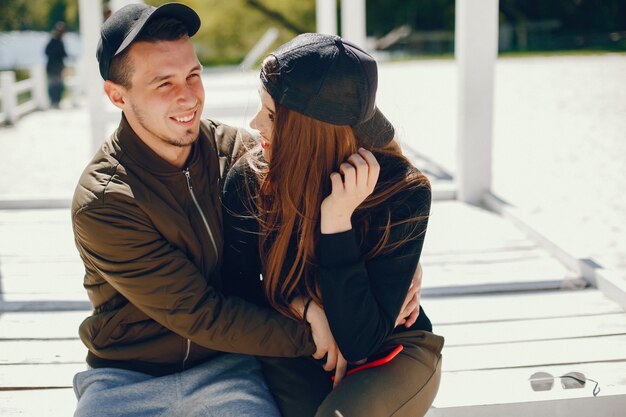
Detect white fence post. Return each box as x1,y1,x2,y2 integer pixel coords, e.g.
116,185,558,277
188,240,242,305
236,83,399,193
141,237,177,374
455,0,499,204
1,71,18,124
341,0,367,48
31,65,50,110
317,0,337,35
79,0,105,152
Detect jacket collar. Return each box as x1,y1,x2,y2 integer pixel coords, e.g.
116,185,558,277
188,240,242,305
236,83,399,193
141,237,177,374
114,114,199,175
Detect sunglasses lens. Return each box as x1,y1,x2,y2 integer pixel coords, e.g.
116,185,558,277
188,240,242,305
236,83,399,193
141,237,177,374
561,372,586,389
530,372,554,392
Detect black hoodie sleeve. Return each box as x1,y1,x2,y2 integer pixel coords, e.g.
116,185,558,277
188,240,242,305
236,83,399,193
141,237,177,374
317,184,431,362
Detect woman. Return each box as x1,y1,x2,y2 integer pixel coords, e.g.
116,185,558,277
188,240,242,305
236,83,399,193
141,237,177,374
222,33,444,417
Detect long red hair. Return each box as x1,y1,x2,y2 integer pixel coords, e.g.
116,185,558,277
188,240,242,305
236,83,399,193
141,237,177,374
243,60,430,321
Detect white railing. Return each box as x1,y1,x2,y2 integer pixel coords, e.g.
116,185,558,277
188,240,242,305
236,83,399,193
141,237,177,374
0,65,80,124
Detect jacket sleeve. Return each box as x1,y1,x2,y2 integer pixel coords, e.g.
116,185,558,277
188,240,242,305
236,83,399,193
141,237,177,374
73,198,315,358
317,186,431,362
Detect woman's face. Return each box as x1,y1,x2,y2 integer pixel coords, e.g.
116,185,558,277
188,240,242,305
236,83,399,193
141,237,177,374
250,87,275,161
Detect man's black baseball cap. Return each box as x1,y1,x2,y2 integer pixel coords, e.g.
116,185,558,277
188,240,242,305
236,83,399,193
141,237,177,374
97,2,200,80
261,33,395,148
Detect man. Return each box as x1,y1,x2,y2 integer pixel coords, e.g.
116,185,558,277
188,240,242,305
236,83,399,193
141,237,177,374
72,3,422,416
71,4,318,416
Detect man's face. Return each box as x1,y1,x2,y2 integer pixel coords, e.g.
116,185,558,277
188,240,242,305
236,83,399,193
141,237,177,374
120,37,205,150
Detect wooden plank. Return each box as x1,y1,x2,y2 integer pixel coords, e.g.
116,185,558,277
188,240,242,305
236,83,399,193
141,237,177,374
427,395,626,417
420,201,582,294
0,290,90,312
0,258,83,277
434,361,626,409
422,255,581,295
439,313,626,346
425,201,536,253
1,272,84,295
0,311,85,339
424,246,549,265
0,210,76,258
0,209,70,224
5,332,626,373
443,334,626,372
0,388,76,417
425,289,623,325
2,364,624,416
1,340,85,365
0,364,84,388
0,228,77,257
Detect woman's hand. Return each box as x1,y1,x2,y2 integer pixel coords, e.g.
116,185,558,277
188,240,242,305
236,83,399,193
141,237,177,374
395,263,423,328
321,148,380,234
293,298,348,387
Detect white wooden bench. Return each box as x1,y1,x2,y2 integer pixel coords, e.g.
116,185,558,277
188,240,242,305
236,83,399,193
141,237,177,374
1,202,625,416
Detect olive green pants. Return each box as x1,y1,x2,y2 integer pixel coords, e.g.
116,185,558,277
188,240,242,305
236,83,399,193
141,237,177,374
260,330,444,417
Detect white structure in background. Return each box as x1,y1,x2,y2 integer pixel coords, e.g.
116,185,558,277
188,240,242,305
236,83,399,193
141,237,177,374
0,66,48,124
240,28,279,70
316,0,366,48
341,0,367,49
316,0,337,35
316,0,498,204
79,0,143,152
455,0,499,204
78,0,104,153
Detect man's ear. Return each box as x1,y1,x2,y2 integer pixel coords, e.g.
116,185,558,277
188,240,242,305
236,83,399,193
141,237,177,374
104,80,126,110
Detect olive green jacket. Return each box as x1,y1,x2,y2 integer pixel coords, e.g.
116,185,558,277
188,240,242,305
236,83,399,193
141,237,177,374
72,115,315,376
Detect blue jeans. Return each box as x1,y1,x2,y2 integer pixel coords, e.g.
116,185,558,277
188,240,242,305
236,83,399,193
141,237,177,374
73,353,281,417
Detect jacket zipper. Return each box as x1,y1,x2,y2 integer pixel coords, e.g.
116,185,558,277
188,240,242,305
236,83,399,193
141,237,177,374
182,168,218,370
182,338,192,369
183,168,219,259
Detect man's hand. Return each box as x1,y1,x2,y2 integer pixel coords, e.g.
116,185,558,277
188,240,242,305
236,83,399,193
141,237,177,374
297,299,348,387
395,263,422,328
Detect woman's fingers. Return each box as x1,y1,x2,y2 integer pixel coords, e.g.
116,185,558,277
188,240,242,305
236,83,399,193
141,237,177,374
321,149,380,233
339,162,356,193
329,172,343,195
405,301,421,328
395,264,423,327
333,352,348,388
396,292,416,327
347,153,368,191
358,148,380,190
323,348,338,372
312,347,326,360
339,149,379,195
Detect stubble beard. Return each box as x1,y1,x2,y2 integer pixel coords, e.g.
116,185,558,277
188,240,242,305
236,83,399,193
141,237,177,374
132,102,199,148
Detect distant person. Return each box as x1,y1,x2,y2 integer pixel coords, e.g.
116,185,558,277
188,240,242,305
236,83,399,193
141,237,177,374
44,21,67,108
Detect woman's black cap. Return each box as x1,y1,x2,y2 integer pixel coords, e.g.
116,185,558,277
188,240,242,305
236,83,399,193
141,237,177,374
97,2,200,81
261,33,395,147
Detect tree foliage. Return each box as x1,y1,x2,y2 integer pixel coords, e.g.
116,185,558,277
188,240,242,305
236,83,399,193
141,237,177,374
147,0,315,66
1,0,624,64
0,0,78,31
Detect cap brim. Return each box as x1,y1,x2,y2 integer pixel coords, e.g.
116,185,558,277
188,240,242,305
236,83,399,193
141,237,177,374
353,107,395,147
114,3,201,56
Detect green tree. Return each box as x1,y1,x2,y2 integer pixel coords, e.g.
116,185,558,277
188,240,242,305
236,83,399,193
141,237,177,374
0,0,78,31
147,0,315,66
